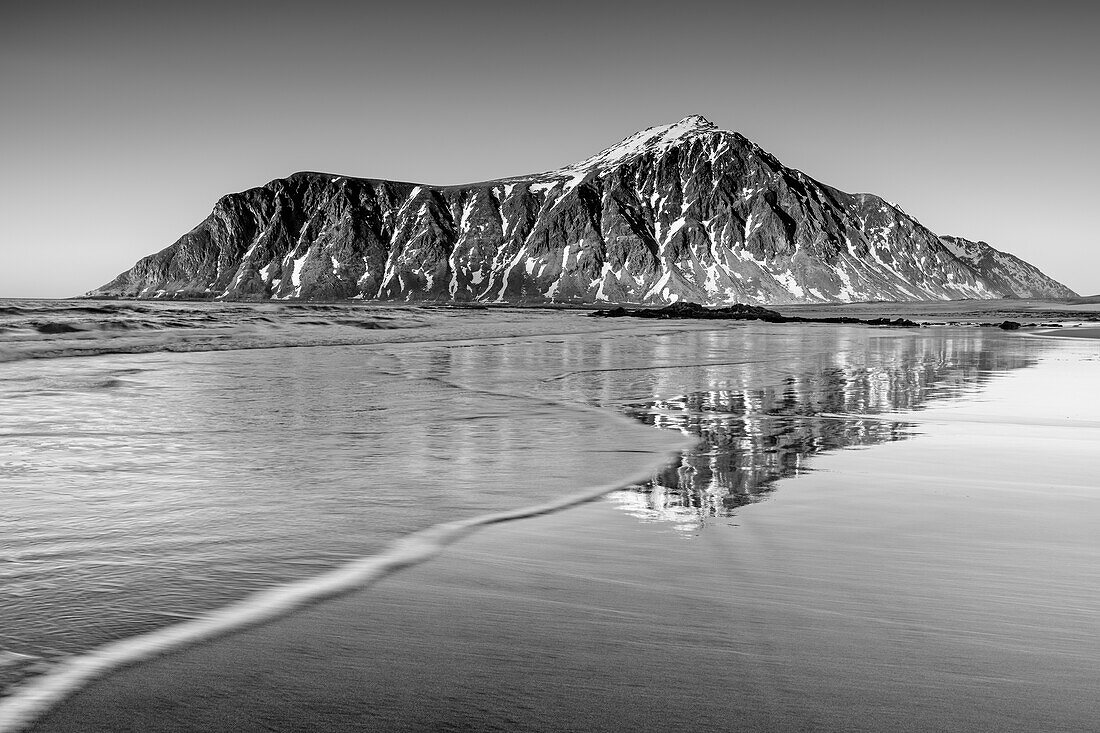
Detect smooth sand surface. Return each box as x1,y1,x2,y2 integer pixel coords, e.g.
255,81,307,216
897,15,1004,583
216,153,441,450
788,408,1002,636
17,326,1100,732
29,405,1100,732
1038,326,1100,339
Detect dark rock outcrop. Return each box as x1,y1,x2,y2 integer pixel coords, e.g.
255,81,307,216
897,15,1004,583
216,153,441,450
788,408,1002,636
590,302,919,328
90,116,1076,304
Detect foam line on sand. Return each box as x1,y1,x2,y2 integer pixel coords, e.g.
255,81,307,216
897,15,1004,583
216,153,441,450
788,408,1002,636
0,438,691,733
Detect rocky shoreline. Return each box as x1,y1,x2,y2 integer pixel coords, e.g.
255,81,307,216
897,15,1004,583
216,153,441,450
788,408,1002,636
586,301,1039,330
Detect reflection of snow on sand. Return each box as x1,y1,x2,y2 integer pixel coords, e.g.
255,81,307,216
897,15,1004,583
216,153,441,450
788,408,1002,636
605,329,1049,527
1,298,1088,728
606,488,702,533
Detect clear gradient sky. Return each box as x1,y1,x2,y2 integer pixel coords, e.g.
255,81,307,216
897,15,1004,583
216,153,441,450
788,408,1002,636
3,0,1097,298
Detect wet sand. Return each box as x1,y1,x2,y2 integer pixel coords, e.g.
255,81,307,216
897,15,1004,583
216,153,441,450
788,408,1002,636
1039,326,1100,339
28,356,1100,733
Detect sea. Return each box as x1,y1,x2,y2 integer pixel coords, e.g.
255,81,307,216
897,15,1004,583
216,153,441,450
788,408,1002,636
2,298,1099,729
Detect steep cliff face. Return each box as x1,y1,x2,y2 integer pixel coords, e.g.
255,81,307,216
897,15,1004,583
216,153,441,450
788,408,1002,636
938,235,1075,299
90,116,1075,303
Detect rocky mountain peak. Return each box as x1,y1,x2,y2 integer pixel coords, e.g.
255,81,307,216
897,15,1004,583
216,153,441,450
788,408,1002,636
90,116,1076,304
532,114,725,182
663,114,719,135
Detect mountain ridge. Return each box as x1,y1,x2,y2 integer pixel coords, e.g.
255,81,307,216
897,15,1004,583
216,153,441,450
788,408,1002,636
90,116,1076,303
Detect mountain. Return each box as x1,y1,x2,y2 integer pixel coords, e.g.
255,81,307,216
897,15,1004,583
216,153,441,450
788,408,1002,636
938,236,1076,299
89,116,1076,303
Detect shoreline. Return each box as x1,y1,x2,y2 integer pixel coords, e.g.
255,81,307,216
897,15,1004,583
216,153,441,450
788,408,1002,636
6,317,1099,731
1033,326,1100,339
0,456,692,732
24,380,1100,731
5,297,1100,366
0,380,692,732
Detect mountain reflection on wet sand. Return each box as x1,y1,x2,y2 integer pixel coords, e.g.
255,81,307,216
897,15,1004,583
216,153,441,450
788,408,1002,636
3,305,1097,732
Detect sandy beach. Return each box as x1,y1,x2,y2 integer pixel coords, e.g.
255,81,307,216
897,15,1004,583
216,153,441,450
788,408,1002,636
22,327,1100,733
1039,326,1100,339
29,426,1100,732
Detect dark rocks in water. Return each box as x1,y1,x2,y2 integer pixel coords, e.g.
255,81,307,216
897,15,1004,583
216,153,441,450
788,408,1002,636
590,302,784,321
589,302,918,328
865,317,920,327
999,321,1022,330
34,322,85,334
90,116,1077,305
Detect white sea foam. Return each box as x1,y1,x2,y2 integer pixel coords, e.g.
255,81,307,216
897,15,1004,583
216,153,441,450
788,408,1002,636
0,416,691,733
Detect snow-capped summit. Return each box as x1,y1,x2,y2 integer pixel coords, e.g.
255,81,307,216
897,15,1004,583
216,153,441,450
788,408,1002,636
90,117,1076,304
533,115,723,181
619,113,720,147
672,113,718,130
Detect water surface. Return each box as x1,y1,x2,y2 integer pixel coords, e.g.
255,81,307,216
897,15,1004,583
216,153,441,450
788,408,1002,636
20,326,1098,733
0,301,1081,712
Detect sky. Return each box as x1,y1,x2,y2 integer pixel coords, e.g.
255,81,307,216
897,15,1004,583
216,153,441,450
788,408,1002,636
2,0,1098,298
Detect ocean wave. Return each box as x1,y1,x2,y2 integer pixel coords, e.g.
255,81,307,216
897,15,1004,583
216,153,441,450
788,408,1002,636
0,434,692,733
0,300,431,363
